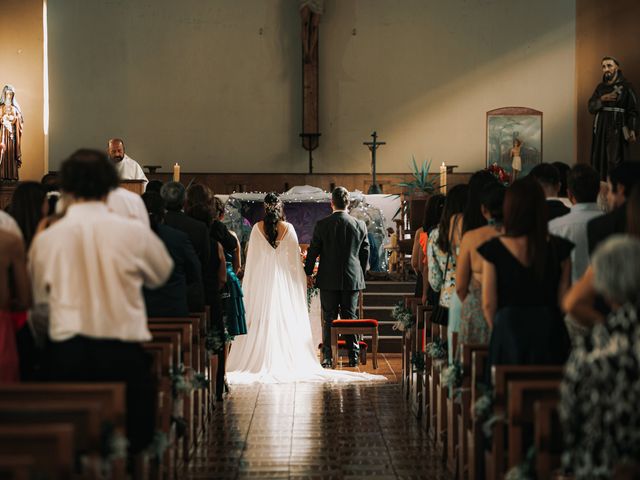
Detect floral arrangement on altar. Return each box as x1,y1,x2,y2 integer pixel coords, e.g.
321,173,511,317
486,162,513,185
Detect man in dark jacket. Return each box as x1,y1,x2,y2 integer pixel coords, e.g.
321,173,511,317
305,187,369,367
160,181,209,311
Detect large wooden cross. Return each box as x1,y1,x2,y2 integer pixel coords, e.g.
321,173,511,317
299,1,323,173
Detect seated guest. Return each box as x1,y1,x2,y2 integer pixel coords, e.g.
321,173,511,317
0,229,31,382
456,182,505,346
142,191,202,317
560,235,640,479
107,185,149,226
478,178,572,371
587,161,640,254
107,138,148,189
529,162,570,220
161,181,209,312
549,164,603,282
413,193,445,301
29,149,173,453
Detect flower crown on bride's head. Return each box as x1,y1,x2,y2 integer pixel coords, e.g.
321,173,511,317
263,193,283,215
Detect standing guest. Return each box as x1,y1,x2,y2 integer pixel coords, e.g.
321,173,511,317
588,56,638,180
213,198,246,337
549,164,603,282
6,182,47,249
560,235,640,479
427,184,469,325
412,193,445,301
0,229,30,382
529,163,571,220
107,138,148,190
456,183,506,346
552,161,573,207
107,186,150,226
563,183,640,327
142,191,202,318
479,178,572,371
29,149,173,453
0,209,23,240
587,161,640,254
183,183,228,398
146,180,164,193
161,181,208,312
5,182,47,379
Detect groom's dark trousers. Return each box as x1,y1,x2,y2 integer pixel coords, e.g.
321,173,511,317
305,210,369,361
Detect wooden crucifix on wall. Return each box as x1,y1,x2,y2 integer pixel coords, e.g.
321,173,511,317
299,0,323,173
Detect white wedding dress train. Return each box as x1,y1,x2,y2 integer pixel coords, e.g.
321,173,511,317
226,222,385,384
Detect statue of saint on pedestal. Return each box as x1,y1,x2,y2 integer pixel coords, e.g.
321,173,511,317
0,85,23,182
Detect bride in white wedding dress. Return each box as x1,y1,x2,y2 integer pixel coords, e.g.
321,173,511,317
226,194,385,384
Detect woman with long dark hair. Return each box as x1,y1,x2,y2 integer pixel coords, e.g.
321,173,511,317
411,193,445,299
7,181,47,249
456,183,506,346
478,178,572,370
427,184,469,321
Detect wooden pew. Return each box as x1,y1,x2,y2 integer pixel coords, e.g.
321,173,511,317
533,399,562,480
446,331,460,472
0,382,127,478
427,322,445,440
142,341,176,477
0,454,36,480
150,317,205,441
456,343,488,480
467,348,489,480
485,366,564,480
0,424,74,479
435,325,449,455
508,380,560,470
411,304,429,420
148,325,194,463
421,306,433,433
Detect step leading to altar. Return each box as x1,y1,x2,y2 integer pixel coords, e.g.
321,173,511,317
364,280,415,353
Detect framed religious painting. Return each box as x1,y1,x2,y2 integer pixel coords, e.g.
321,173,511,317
486,107,542,178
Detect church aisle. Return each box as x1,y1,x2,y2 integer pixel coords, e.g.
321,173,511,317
180,355,451,479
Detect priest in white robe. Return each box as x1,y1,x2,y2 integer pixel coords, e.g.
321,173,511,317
107,138,148,190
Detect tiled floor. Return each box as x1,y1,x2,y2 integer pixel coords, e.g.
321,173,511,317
181,354,451,479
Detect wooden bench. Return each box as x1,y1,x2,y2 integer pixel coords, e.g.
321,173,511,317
456,343,488,480
0,454,36,480
508,379,561,470
484,366,564,480
533,399,563,479
445,331,459,472
0,424,74,479
467,348,489,480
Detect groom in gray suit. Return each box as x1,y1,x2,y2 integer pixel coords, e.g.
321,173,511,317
305,187,369,367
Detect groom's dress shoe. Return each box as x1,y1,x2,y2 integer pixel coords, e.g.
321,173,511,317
321,357,332,368
348,354,359,367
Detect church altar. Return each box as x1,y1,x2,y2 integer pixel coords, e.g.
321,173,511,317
219,186,399,272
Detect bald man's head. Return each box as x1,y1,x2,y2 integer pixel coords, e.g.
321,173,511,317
107,138,125,163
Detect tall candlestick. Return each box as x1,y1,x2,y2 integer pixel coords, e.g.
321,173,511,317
440,161,447,194
173,163,180,182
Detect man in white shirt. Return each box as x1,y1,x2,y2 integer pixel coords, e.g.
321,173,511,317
29,148,172,453
549,164,603,283
107,138,148,190
107,186,150,227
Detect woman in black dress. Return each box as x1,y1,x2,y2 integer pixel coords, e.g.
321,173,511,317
478,178,572,372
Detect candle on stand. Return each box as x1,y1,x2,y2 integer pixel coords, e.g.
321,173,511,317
173,163,180,182
440,161,447,194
